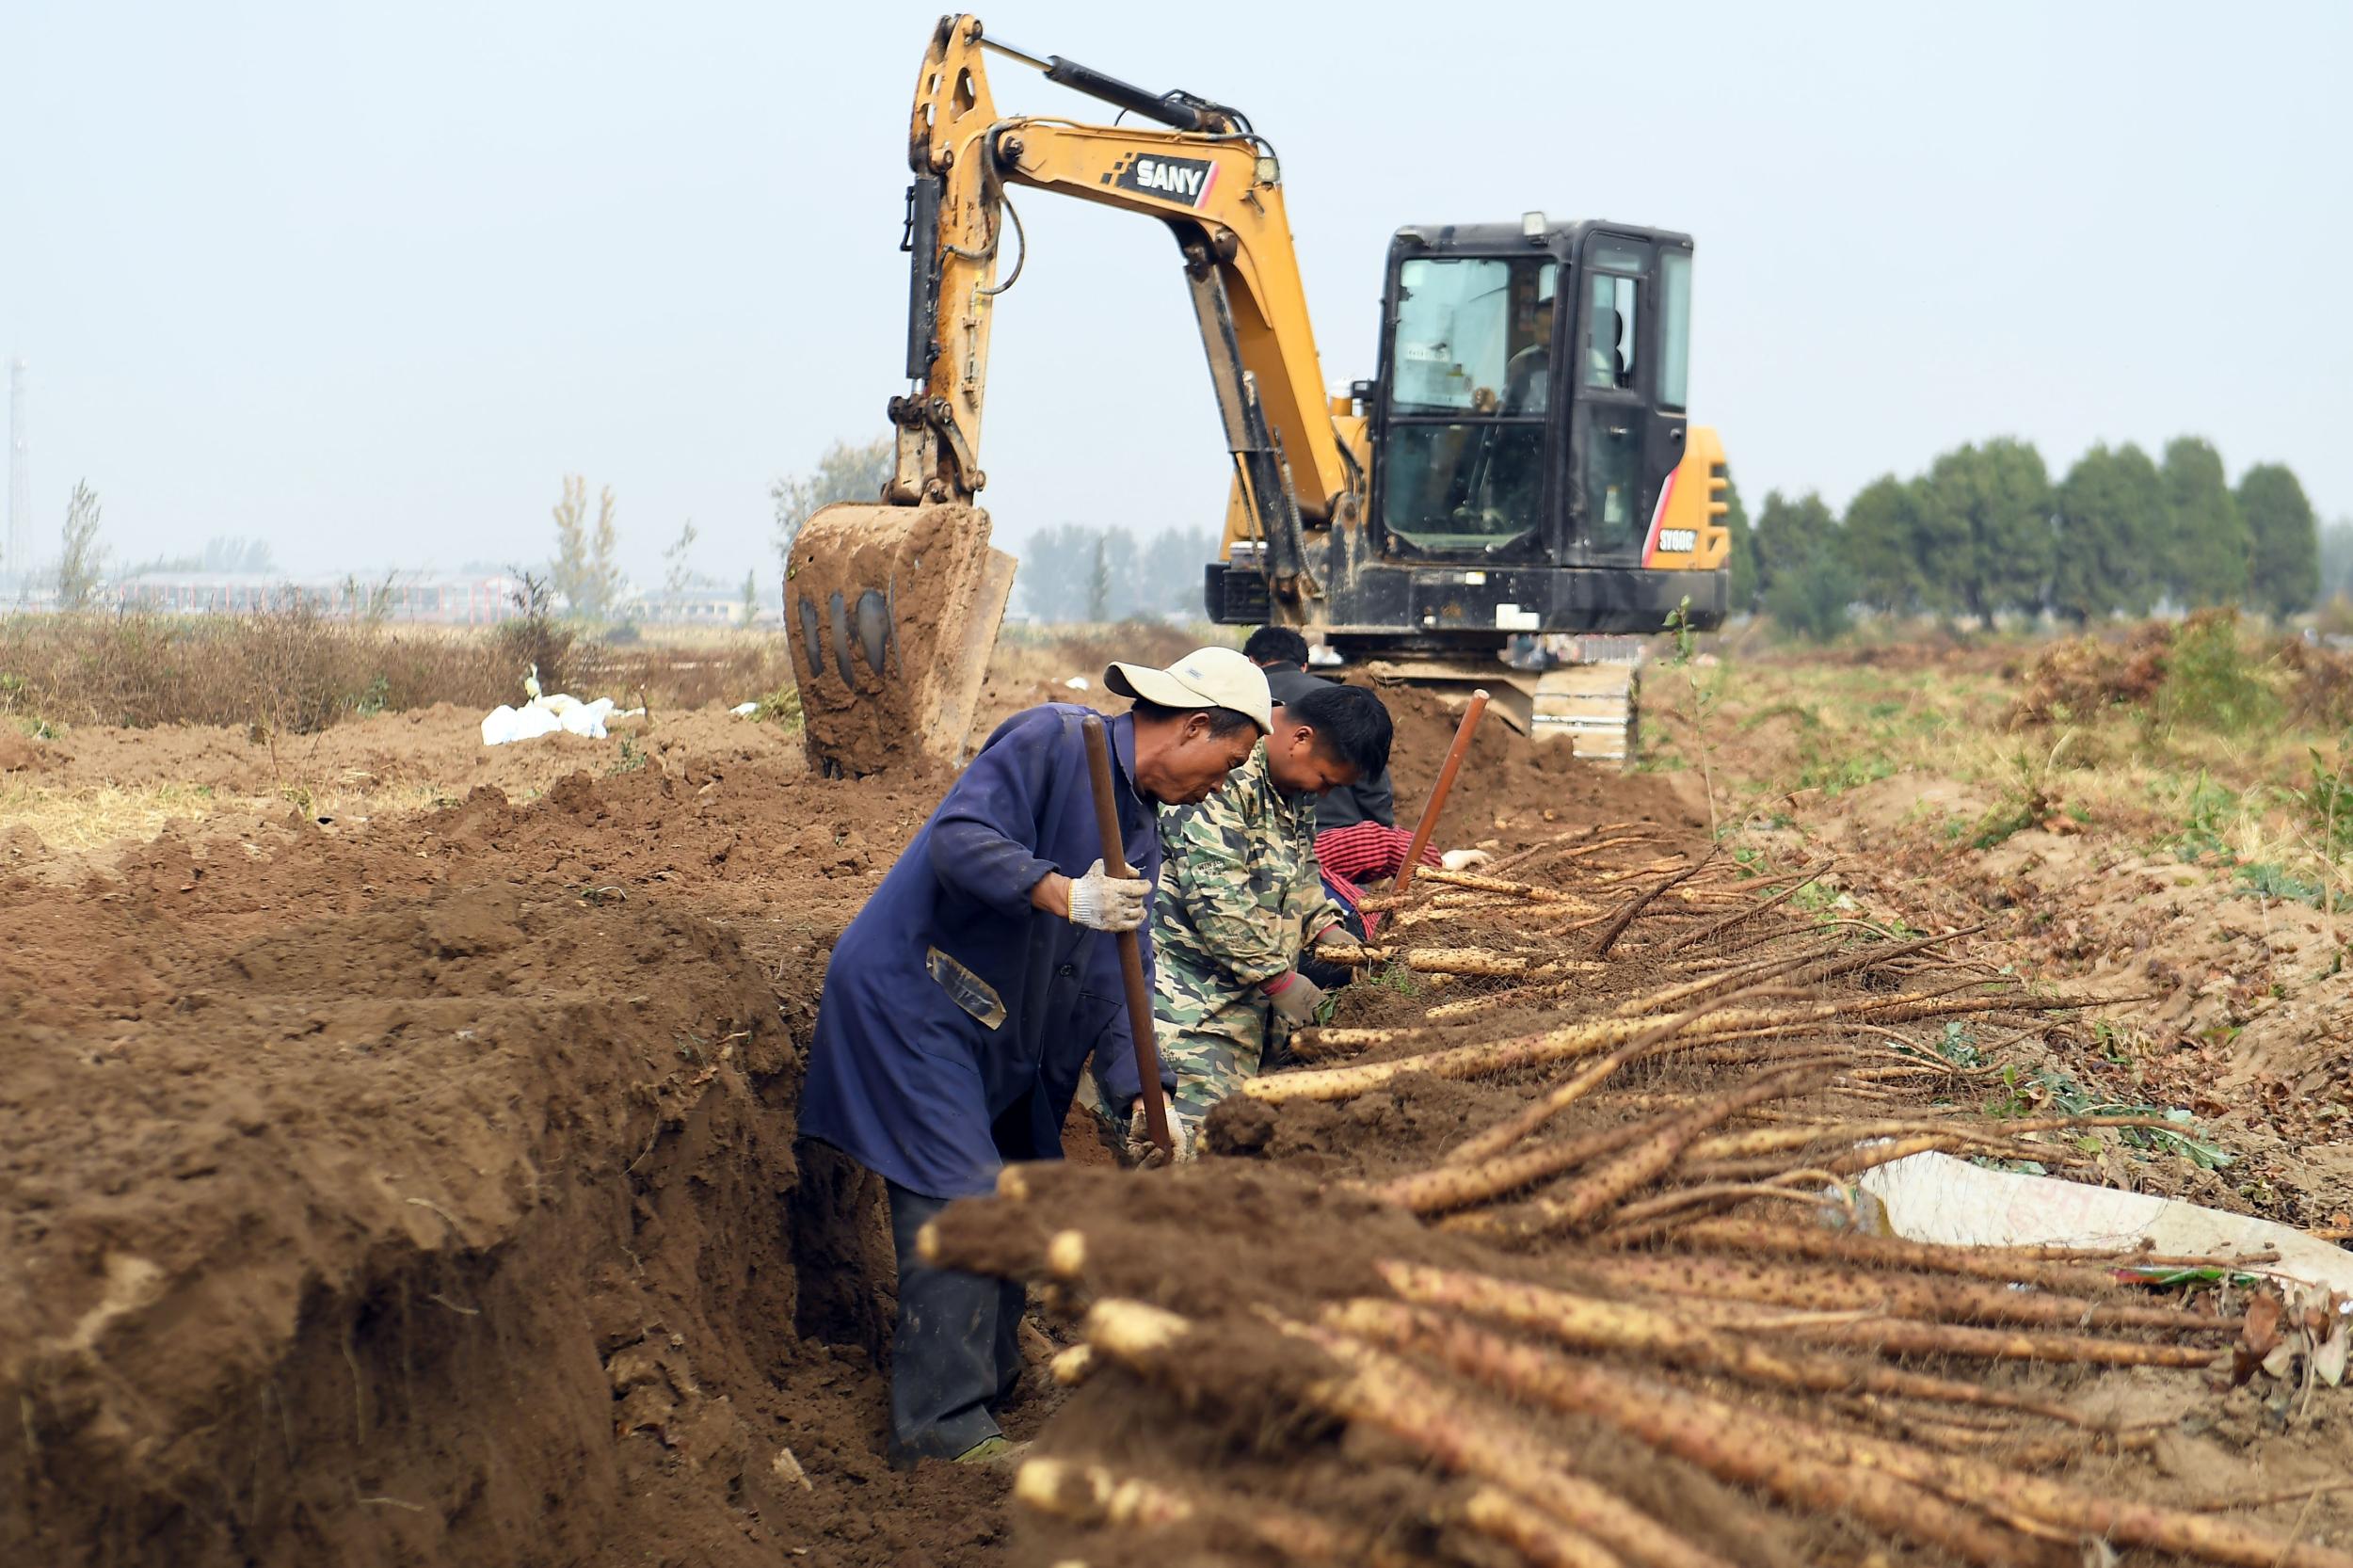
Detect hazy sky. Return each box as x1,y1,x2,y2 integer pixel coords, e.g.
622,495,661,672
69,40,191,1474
4,1,2349,584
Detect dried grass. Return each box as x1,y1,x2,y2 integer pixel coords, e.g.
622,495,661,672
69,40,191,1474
0,610,791,735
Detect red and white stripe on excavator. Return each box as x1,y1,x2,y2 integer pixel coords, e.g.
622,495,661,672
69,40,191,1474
1639,469,1677,567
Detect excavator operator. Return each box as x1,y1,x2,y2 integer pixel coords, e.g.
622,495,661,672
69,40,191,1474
1502,280,1555,414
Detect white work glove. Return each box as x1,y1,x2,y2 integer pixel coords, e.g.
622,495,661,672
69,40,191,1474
1310,926,1362,955
1126,1101,1187,1167
1441,848,1494,872
1066,858,1149,932
1261,969,1327,1026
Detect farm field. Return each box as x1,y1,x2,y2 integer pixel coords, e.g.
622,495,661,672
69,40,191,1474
3,619,2350,1568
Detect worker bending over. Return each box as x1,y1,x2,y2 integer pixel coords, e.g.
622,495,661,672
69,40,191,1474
1243,627,1486,919
799,648,1270,1466
1243,626,1396,830
1149,680,1394,1154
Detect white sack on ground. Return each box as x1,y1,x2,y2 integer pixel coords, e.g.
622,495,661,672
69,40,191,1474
481,695,613,745
1859,1150,2353,1296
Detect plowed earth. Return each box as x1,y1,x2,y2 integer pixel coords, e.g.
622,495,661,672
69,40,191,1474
3,657,2347,1568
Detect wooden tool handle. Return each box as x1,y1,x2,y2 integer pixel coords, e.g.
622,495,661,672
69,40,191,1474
1393,689,1489,902
1080,715,1174,1159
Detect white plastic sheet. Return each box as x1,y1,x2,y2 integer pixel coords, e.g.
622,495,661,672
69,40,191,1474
480,695,616,746
1857,1151,2353,1295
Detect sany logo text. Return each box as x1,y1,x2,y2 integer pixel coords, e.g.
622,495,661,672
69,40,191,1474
1119,155,1217,207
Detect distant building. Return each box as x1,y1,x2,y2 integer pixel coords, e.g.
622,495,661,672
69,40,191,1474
626,586,773,628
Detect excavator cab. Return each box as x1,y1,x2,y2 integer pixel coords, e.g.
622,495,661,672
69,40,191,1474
1205,218,1729,758
1370,221,1697,581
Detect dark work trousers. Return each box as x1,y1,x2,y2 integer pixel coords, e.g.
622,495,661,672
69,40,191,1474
885,1180,1026,1466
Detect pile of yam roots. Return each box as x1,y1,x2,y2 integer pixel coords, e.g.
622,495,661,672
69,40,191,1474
921,826,2343,1568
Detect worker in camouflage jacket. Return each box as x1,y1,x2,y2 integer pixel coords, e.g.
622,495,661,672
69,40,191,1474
1145,680,1394,1156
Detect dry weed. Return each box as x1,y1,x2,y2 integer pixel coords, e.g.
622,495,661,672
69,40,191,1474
0,611,791,734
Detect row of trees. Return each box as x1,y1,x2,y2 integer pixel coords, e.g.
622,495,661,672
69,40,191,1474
1015,523,1220,622
766,435,1214,623
1726,437,2325,636
546,476,762,624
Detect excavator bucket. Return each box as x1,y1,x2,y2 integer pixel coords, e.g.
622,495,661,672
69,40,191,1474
784,501,1016,776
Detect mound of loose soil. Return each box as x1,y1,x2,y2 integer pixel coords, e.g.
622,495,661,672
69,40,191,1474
31,701,788,800
0,727,57,775
1375,682,1702,841
1,877,823,1567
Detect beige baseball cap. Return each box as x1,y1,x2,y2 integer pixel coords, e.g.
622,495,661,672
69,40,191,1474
1103,646,1273,731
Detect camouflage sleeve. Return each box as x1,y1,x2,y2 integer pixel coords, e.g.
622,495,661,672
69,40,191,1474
1293,840,1345,946
1160,794,1292,987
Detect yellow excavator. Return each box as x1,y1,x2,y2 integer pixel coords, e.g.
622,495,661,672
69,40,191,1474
786,15,1729,776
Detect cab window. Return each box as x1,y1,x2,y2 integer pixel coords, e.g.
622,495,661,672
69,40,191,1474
1585,271,1637,392
1659,249,1692,409
1383,254,1556,552
1380,423,1545,551
1389,257,1558,415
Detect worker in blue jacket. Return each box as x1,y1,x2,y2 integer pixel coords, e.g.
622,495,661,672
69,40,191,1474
799,646,1271,1466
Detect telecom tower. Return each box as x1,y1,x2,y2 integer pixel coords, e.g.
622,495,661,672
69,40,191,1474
6,359,26,586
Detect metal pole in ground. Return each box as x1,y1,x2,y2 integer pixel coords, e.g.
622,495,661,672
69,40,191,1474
1393,689,1490,902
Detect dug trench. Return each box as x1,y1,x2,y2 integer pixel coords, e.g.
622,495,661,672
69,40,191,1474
0,678,1684,1567
0,738,1022,1567
5,681,2345,1567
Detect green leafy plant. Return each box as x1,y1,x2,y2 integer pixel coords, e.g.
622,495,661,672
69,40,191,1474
2165,771,2239,862
1984,1061,2233,1171
1659,597,1723,836
354,672,392,717
2154,610,2280,734
2292,738,2353,856
2236,861,2328,908
1968,740,2067,850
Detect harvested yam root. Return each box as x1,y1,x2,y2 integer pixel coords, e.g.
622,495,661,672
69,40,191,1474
1080,1300,1729,1568
1336,1301,2353,1568
961,833,2286,1568
1015,1458,1419,1567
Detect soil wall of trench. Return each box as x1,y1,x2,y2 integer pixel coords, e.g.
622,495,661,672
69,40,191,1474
0,738,1017,1567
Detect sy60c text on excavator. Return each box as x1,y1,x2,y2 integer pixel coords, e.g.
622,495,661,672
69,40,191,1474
785,15,1730,776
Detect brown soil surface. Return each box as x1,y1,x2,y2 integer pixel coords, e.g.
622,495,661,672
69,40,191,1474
5,638,2349,1568
20,700,781,807
1784,776,2353,1228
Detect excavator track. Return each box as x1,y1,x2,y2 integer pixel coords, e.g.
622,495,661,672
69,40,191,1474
1528,663,1639,762
1359,650,1641,765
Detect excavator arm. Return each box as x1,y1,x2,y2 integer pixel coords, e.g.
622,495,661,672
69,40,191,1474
787,15,1352,774
899,18,1352,549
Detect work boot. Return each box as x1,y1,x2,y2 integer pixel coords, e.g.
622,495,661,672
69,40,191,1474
951,1435,1030,1465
